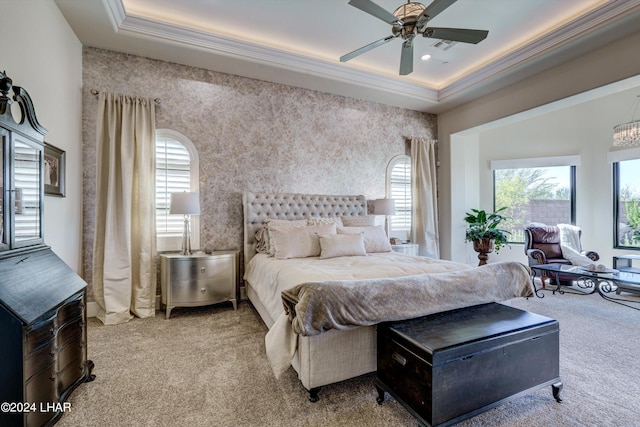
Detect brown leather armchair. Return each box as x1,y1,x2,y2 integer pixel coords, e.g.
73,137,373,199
524,223,599,286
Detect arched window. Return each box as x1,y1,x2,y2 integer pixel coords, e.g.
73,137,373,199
386,155,412,241
155,129,199,251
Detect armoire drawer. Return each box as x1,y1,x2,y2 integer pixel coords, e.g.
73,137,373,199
57,337,84,372
25,364,56,403
24,343,56,382
57,358,85,395
25,312,57,354
55,294,84,325
57,319,84,348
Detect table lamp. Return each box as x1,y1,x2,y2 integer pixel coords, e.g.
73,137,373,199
170,192,200,255
373,198,396,237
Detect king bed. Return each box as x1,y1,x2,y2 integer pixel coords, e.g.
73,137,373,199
242,191,534,401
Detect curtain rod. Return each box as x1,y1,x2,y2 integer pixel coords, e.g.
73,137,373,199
89,89,161,105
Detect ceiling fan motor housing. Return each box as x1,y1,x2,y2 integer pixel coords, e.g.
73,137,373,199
393,1,427,21
392,2,427,39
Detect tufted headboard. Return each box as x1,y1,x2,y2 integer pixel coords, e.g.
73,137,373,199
242,191,367,268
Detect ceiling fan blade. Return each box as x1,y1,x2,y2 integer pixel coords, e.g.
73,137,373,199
340,35,396,62
422,27,489,44
416,0,457,31
348,0,402,25
399,40,413,76
423,0,458,19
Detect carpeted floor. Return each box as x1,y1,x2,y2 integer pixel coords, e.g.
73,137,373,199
58,286,640,427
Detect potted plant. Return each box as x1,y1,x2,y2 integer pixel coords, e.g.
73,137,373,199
464,207,510,266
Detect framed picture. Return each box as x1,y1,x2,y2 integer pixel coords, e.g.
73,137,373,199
44,143,65,197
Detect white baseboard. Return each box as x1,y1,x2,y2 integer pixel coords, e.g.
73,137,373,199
86,295,162,318
86,301,99,318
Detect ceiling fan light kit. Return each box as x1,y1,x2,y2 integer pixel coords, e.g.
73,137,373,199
341,0,488,76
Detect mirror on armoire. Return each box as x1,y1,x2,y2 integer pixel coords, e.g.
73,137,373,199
1,70,44,252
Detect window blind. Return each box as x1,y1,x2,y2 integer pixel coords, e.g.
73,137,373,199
390,159,411,231
156,138,191,235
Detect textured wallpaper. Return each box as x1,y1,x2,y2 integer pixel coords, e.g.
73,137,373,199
81,47,437,299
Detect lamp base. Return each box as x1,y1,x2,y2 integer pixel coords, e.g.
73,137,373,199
181,215,192,255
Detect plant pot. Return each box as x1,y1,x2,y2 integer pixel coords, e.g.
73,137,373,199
472,238,494,266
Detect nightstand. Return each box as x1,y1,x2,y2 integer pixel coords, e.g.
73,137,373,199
391,243,419,256
159,251,238,319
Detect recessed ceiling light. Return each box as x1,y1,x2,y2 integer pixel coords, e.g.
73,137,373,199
421,54,432,61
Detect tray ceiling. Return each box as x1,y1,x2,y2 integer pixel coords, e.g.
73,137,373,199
55,0,640,112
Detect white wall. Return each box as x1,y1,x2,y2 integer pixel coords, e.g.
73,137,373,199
0,1,84,272
438,29,640,265
471,90,638,267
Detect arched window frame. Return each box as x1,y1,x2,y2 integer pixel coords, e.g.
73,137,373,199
386,154,412,241
155,129,200,252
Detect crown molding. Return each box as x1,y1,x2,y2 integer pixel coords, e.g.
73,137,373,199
102,0,640,110
102,0,126,31
104,0,439,106
439,0,640,101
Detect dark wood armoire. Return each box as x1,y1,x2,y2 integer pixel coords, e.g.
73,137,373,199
0,71,94,427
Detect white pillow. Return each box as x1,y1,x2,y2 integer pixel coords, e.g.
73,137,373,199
307,217,344,227
269,223,337,259
318,233,367,259
266,219,308,256
337,225,392,253
340,215,376,227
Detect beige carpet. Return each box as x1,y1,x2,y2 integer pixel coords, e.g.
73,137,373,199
58,287,640,427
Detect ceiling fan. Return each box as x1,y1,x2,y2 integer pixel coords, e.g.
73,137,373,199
340,0,488,75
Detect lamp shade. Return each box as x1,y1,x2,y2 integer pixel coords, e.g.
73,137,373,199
373,198,396,215
170,192,200,215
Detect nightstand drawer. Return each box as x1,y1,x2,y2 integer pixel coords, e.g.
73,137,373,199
169,256,233,283
172,277,234,304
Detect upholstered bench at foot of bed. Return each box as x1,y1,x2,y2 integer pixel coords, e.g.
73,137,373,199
293,326,377,402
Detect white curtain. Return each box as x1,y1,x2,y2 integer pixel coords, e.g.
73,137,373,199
411,138,440,258
93,92,157,325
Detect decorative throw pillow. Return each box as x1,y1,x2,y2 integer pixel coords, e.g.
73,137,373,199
318,233,367,259
337,225,392,253
265,219,308,256
341,215,376,227
269,223,337,259
307,217,344,228
254,225,270,254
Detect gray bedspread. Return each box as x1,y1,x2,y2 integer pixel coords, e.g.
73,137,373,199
280,261,534,336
